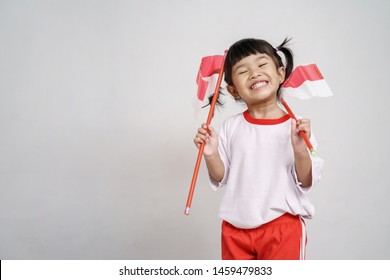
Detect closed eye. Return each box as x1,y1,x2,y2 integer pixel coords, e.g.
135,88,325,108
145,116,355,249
259,63,266,68
238,70,248,75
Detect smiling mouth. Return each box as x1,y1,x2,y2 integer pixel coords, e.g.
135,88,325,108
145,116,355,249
250,81,268,90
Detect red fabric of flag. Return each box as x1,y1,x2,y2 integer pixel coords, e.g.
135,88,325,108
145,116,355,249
281,64,333,100
196,55,224,101
283,64,324,88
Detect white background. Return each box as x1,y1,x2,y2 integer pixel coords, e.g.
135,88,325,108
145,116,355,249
0,0,389,259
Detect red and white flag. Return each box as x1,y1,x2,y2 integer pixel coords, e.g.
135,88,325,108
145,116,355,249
196,55,224,101
281,64,333,100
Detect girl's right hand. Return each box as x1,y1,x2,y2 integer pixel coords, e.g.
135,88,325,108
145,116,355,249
193,123,219,157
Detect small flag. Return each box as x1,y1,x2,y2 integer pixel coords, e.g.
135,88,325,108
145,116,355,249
196,55,224,101
281,64,333,100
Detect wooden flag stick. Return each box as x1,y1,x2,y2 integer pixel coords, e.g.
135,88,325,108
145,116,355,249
184,51,227,215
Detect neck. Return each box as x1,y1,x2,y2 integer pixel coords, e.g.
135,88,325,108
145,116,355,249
247,99,285,119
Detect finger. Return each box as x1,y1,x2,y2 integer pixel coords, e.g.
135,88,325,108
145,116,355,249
194,136,206,148
299,127,311,138
298,123,310,132
207,125,216,137
193,138,200,148
297,119,310,127
296,119,311,136
202,124,213,135
195,133,208,143
197,127,208,136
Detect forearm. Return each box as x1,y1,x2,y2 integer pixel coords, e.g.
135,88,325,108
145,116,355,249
294,150,312,188
204,154,225,183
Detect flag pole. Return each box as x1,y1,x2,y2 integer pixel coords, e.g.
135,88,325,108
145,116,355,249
185,51,227,215
280,98,317,156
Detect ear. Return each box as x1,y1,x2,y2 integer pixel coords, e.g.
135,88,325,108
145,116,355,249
227,85,240,99
278,67,286,84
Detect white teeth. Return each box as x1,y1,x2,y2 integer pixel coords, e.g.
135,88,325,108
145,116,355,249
251,81,267,89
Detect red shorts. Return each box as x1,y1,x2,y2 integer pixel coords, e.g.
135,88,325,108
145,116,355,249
221,213,307,260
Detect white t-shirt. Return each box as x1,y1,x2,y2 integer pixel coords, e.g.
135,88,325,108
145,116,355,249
210,110,324,229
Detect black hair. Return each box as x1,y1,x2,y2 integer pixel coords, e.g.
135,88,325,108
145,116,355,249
201,88,224,108
224,37,294,100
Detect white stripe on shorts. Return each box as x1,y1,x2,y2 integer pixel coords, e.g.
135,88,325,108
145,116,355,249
300,217,307,260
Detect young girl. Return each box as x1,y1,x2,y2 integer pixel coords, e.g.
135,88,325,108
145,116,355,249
194,38,324,260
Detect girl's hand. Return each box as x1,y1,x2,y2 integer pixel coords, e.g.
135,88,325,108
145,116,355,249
194,124,219,158
291,118,311,155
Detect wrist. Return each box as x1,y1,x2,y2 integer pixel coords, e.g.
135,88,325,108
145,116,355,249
204,152,220,161
294,149,310,160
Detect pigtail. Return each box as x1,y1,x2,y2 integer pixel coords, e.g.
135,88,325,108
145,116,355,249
276,37,294,80
201,87,225,108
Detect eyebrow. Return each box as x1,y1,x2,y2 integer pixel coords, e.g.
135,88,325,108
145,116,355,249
233,55,268,72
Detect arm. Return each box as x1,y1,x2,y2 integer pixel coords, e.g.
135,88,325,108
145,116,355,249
291,119,313,188
194,124,225,182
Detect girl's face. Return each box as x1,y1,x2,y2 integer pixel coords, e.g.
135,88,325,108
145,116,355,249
227,53,285,106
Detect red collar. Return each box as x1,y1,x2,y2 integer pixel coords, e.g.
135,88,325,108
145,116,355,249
243,110,290,125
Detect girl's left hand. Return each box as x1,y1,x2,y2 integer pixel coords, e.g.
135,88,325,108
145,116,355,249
291,118,311,154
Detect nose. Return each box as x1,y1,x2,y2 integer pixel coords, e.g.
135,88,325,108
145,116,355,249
249,67,261,79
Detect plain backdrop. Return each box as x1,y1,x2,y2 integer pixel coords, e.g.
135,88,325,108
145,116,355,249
0,0,389,259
